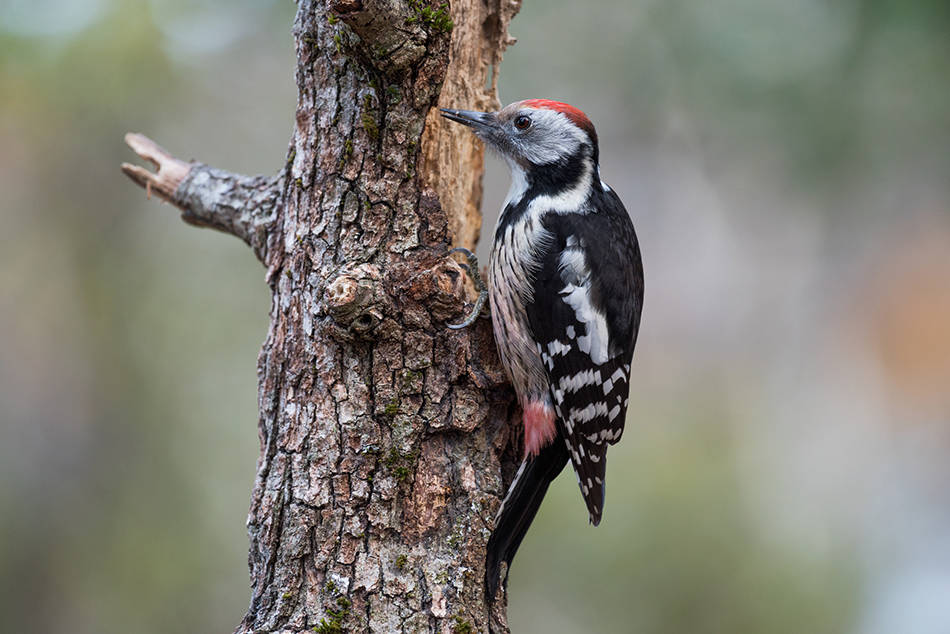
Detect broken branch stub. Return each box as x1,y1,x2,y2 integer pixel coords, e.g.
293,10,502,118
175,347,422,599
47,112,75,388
121,133,282,264
121,133,191,205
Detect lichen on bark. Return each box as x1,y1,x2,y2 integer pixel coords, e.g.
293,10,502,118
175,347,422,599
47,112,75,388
122,1,523,632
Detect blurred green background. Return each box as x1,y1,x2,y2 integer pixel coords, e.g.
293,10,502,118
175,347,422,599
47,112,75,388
2,1,949,632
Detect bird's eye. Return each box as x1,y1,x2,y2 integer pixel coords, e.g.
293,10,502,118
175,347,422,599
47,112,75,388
514,115,531,131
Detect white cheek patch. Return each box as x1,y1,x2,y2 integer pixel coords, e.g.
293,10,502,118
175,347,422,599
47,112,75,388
515,109,588,166
504,160,529,207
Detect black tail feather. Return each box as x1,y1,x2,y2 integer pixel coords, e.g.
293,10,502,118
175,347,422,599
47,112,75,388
485,440,569,601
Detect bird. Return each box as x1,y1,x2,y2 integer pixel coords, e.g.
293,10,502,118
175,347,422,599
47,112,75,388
440,99,644,599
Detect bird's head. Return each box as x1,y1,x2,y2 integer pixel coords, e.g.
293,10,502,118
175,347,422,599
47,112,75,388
440,99,599,171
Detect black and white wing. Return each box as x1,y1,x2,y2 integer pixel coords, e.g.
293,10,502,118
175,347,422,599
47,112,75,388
526,190,643,524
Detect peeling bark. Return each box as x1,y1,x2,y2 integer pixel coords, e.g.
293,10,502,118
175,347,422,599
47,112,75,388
123,1,522,632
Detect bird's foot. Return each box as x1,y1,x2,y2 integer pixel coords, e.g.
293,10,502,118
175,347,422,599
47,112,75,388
447,247,489,330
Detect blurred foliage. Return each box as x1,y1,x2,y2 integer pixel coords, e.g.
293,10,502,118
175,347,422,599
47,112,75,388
2,0,949,632
1,1,292,632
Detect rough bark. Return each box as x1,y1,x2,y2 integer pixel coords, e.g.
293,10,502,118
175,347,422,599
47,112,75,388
122,1,522,632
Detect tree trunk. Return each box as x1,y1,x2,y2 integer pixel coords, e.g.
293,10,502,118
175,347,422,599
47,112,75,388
122,1,522,632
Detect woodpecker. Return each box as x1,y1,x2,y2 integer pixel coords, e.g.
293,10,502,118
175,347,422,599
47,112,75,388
441,100,644,598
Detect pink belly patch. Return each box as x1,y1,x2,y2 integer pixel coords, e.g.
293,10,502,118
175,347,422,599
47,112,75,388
523,400,557,458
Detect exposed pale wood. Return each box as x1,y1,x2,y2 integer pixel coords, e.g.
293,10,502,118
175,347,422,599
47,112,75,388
420,0,522,251
121,133,191,203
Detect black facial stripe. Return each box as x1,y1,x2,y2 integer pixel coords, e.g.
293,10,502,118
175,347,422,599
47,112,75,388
494,149,590,241
528,147,588,197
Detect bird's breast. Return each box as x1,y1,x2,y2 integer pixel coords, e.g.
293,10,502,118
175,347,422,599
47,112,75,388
488,213,551,401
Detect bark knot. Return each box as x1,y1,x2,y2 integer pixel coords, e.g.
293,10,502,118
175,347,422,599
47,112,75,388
406,257,470,324
325,263,385,337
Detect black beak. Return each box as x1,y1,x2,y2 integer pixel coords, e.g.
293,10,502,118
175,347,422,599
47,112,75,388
440,108,495,130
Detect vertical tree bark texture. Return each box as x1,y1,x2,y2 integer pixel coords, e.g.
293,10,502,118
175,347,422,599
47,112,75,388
122,1,522,632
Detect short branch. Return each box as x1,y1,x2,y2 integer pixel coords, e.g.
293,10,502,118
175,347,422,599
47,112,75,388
122,132,283,264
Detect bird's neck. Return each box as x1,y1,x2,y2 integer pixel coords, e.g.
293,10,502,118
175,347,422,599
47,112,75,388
495,152,596,244
516,150,595,213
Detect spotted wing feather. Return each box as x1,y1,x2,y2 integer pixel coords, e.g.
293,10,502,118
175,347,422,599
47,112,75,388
526,189,642,524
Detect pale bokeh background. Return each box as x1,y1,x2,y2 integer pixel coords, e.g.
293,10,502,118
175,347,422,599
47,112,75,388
2,1,950,632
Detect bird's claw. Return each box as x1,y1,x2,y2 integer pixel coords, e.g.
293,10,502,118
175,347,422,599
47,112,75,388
447,247,489,330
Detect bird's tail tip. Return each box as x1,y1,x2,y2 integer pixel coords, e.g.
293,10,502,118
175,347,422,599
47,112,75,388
483,442,569,603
